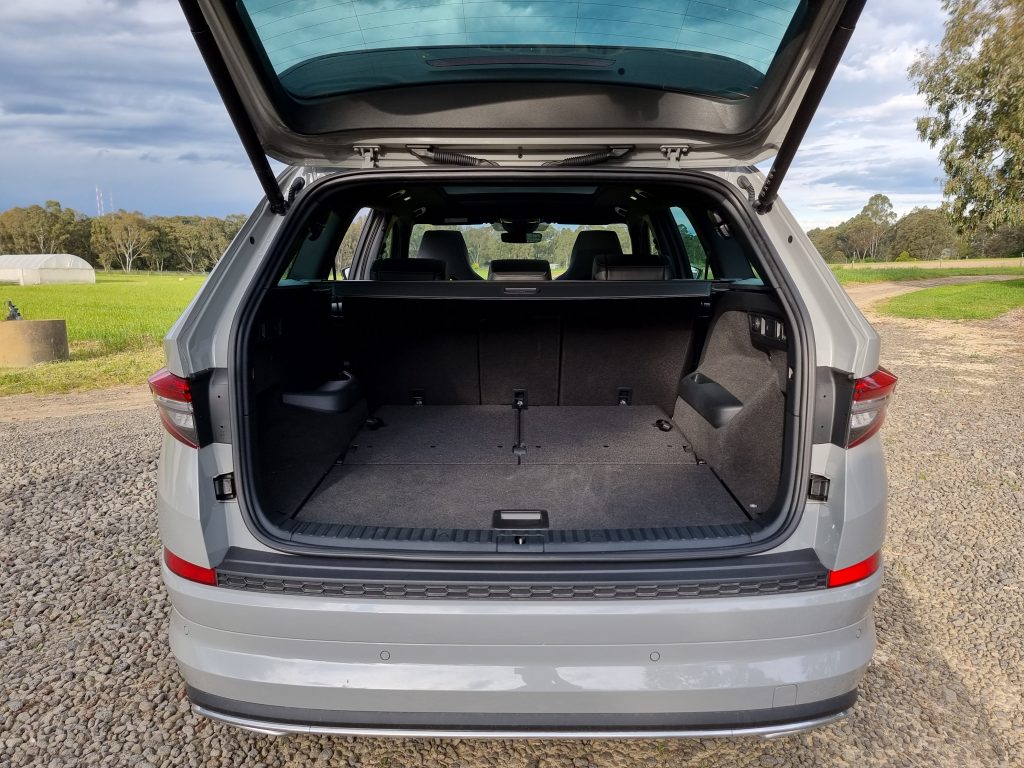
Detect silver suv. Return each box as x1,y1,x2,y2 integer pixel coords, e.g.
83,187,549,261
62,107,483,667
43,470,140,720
154,0,894,738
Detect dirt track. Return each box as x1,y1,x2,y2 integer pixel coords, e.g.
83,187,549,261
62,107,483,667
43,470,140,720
840,257,1023,270
842,274,1021,316
0,384,151,423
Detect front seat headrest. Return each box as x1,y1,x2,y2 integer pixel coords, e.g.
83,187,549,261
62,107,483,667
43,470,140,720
592,254,668,281
416,230,481,280
487,259,552,281
560,230,625,280
370,258,447,281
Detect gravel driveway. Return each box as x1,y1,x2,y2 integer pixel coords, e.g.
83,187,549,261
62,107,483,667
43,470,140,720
2,305,1022,767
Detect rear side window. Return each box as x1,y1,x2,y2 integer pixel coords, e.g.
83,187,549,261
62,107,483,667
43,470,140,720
669,206,763,284
646,223,660,258
280,207,370,282
334,208,371,278
670,207,710,279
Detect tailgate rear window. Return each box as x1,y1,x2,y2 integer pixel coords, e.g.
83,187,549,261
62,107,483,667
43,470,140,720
238,0,807,99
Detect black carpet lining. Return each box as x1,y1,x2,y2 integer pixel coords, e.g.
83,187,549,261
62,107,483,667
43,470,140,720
297,406,746,530
345,405,696,466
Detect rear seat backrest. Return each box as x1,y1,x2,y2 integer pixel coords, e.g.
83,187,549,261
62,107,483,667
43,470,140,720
560,230,623,280
416,230,481,280
346,299,479,407
488,259,552,281
592,254,668,281
345,298,694,410
479,311,561,405
560,302,692,408
370,257,447,281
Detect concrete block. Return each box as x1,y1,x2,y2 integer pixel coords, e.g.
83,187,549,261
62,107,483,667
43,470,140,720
0,319,71,367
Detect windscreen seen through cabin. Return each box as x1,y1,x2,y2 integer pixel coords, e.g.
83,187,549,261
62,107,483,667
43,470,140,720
332,210,711,278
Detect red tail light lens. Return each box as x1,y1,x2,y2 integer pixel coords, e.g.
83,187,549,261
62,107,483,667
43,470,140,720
149,368,198,448
827,552,881,588
163,547,217,586
847,368,897,448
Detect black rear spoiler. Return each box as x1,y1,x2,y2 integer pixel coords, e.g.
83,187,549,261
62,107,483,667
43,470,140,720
754,0,867,214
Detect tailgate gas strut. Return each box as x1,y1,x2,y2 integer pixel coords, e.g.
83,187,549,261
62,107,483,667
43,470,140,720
178,0,290,215
543,146,634,167
407,146,499,167
754,0,867,214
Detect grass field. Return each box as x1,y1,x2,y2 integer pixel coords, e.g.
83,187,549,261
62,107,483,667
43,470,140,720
831,265,1024,285
0,273,205,395
877,279,1024,320
2,265,1022,396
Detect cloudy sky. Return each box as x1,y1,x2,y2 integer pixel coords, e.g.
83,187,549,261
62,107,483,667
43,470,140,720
0,0,946,228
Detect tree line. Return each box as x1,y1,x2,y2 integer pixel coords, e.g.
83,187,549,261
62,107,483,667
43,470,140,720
0,201,246,273
807,194,1024,264
410,223,631,269
7,196,1022,276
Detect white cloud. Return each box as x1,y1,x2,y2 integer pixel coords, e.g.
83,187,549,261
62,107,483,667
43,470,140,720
829,92,927,122
783,119,945,228
838,42,927,82
778,0,948,228
0,0,252,215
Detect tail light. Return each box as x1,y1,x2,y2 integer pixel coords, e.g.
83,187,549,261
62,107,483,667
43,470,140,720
163,547,217,586
827,552,880,588
846,368,897,448
149,368,198,448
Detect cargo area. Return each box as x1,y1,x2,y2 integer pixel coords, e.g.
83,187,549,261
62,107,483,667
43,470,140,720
298,405,748,530
230,177,797,554
245,290,789,548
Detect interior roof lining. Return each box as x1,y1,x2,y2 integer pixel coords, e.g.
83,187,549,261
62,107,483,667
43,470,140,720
321,181,707,225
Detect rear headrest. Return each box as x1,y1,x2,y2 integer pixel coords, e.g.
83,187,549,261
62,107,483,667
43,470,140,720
488,259,552,281
416,230,481,280
370,258,447,281
592,254,668,281
561,230,624,280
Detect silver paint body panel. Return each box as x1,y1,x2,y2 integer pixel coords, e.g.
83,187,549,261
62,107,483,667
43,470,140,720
158,166,886,735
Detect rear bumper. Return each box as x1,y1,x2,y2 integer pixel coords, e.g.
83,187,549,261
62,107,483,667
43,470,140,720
164,561,880,738
188,687,856,739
